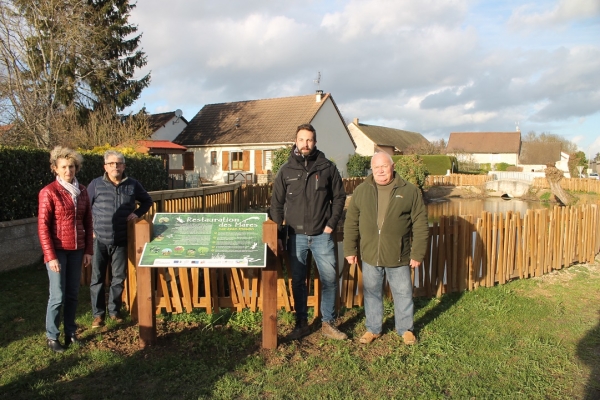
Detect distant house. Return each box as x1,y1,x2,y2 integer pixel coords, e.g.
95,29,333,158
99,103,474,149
519,142,569,175
174,91,356,182
446,131,521,166
134,140,187,170
347,118,428,156
148,111,188,141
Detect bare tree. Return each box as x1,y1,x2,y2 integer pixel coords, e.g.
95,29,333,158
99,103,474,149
523,130,578,154
404,138,447,155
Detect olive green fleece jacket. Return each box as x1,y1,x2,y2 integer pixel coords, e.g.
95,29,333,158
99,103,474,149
343,173,429,267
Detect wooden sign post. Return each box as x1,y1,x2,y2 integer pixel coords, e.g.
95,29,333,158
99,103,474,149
261,220,278,349
134,217,278,349
134,220,156,348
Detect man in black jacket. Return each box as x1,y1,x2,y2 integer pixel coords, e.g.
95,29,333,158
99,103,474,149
87,150,153,328
270,124,347,340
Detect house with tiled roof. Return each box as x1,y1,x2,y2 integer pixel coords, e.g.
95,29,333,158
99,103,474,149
174,91,356,182
446,131,522,166
148,110,188,141
518,141,569,174
347,118,428,156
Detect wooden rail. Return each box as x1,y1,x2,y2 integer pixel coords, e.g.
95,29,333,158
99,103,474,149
122,204,599,316
79,176,600,317
425,174,492,186
533,177,600,194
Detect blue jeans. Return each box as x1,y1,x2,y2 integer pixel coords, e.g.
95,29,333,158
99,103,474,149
46,249,84,340
362,261,414,335
288,232,338,323
90,239,128,318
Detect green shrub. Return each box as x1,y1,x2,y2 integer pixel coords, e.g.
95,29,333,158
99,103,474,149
346,154,371,177
495,162,514,171
271,146,291,176
392,155,429,189
0,146,166,222
420,155,457,175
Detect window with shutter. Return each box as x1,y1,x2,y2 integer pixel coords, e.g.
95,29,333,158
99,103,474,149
183,152,194,170
242,150,250,171
231,152,243,170
263,150,272,171
222,151,230,171
254,150,263,174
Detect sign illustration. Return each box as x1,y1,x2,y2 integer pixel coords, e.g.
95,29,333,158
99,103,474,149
139,213,267,267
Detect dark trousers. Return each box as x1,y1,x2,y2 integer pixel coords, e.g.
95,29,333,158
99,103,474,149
90,239,127,318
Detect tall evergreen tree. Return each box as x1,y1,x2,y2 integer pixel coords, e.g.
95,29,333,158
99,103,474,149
83,0,150,112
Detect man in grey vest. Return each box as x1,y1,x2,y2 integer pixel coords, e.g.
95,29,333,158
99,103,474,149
87,150,152,328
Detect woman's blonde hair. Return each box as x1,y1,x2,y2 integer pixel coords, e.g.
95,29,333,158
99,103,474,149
49,146,83,174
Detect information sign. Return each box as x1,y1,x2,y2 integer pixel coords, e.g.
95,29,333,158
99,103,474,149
139,213,268,267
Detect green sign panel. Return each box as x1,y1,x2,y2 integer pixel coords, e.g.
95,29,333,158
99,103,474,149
139,213,268,268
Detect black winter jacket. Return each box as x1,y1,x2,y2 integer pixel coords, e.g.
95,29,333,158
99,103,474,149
270,147,346,237
87,173,153,246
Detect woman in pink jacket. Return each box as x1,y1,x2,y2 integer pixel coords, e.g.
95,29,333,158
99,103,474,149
38,146,93,353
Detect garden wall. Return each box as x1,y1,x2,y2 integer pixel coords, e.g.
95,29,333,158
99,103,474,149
0,217,42,272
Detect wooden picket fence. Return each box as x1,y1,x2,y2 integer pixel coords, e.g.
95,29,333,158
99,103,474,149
236,174,491,211
80,176,600,316
425,174,492,186
119,203,599,316
532,177,600,194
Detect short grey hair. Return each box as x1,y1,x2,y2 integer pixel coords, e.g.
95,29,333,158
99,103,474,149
371,152,393,167
104,150,125,164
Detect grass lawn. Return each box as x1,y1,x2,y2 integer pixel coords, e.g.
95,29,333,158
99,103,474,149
1,261,599,399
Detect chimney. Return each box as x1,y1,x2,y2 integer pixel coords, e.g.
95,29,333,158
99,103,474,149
353,118,359,125
316,90,323,102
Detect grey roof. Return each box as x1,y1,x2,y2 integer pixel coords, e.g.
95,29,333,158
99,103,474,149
447,132,521,153
352,122,428,151
148,111,188,132
519,141,562,165
174,93,351,146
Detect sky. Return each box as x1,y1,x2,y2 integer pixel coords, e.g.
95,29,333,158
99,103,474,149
126,0,600,158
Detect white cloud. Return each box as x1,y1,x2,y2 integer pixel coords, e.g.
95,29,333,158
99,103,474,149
508,0,600,30
126,0,600,152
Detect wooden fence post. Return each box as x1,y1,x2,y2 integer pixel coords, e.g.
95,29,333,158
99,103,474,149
135,219,156,348
262,220,278,349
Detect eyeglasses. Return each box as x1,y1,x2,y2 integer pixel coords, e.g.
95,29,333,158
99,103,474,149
105,162,124,167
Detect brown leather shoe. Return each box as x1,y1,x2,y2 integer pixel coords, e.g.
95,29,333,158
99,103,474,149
359,331,381,344
91,316,104,328
109,314,123,323
288,319,310,340
402,331,417,345
321,322,348,340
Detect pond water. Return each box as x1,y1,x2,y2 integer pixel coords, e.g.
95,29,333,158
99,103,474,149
427,197,548,221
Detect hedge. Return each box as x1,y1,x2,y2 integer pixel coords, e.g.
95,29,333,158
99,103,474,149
0,146,166,222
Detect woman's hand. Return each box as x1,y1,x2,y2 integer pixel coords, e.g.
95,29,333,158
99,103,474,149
48,259,60,272
83,254,92,267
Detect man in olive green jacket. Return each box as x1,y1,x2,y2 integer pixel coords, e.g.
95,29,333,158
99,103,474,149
344,152,428,345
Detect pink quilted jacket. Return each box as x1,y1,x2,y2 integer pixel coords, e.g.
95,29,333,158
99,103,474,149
38,180,93,263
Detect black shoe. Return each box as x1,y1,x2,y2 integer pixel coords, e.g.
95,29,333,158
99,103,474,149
47,339,65,353
288,319,310,340
64,335,80,347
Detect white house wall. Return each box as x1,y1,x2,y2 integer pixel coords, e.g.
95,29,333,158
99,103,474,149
470,153,519,165
150,117,187,141
310,98,355,177
189,145,291,183
347,123,376,156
